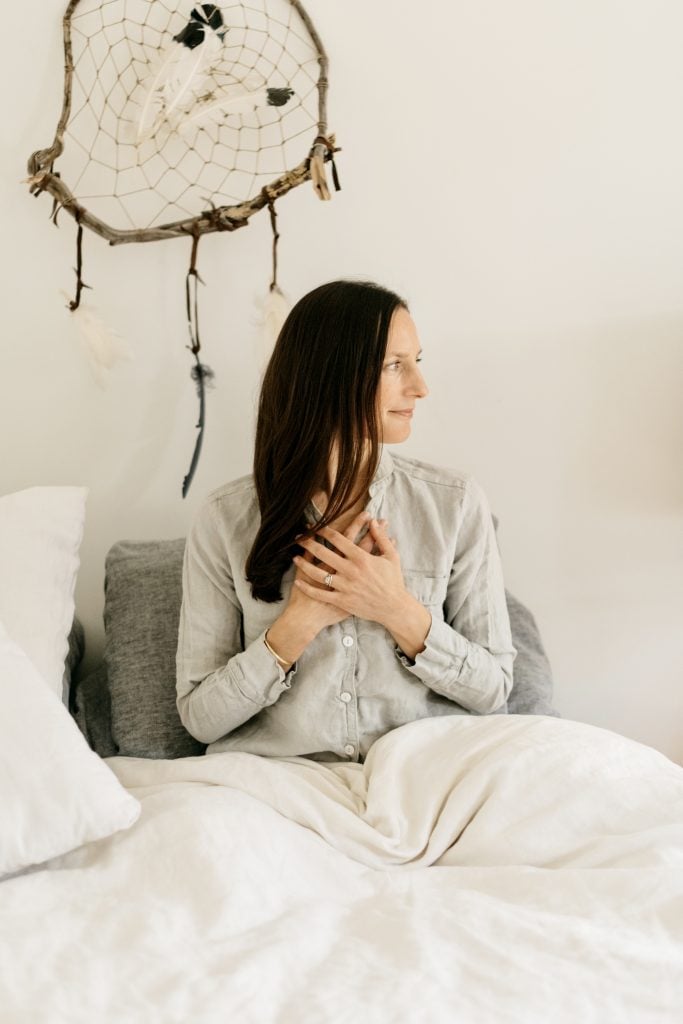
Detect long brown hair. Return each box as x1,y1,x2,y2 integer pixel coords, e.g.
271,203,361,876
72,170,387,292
245,279,408,602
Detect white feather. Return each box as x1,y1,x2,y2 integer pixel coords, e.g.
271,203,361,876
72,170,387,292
136,30,223,141
164,33,222,122
180,85,271,131
62,292,132,388
136,46,182,141
255,286,290,372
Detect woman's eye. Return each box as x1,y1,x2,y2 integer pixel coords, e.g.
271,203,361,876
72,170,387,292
384,356,423,371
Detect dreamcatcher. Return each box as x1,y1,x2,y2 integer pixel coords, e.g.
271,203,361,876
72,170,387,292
27,0,340,495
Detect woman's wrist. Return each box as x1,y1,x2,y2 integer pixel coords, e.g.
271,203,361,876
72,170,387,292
265,609,319,668
263,631,291,670
381,591,432,661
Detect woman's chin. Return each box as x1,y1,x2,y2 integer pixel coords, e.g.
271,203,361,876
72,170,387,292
383,421,412,444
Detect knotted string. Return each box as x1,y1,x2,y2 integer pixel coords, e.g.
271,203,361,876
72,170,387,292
313,134,342,192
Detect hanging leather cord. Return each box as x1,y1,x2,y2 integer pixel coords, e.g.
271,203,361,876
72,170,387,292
68,213,90,311
186,232,203,357
182,233,214,498
266,193,279,290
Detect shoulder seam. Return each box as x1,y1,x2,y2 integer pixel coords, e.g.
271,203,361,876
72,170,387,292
391,455,470,490
205,475,256,504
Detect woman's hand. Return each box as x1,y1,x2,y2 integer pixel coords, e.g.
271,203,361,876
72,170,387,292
294,519,432,660
265,510,378,666
295,511,382,628
294,518,407,626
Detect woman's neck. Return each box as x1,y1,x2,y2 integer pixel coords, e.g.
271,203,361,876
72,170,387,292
310,442,370,529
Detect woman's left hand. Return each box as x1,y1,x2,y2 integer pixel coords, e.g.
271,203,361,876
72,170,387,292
293,518,409,627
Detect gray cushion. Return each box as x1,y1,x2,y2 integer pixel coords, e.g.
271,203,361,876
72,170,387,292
64,617,85,705
505,591,559,716
77,534,558,760
70,662,117,758
104,540,206,759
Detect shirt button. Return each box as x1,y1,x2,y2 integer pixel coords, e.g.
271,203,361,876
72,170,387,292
344,744,355,756
342,635,354,648
340,692,352,703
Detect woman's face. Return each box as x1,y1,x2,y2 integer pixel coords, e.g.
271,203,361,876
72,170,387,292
378,307,429,443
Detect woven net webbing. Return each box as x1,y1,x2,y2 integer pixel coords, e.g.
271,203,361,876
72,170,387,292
57,0,322,232
27,1,337,495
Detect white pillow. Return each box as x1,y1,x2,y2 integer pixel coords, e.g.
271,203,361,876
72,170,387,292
0,619,140,877
0,486,87,700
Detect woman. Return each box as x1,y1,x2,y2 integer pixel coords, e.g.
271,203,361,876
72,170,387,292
176,280,516,761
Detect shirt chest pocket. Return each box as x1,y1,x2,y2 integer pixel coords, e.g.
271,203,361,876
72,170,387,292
402,570,449,618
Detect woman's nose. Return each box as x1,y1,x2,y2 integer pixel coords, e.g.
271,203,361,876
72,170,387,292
408,366,429,398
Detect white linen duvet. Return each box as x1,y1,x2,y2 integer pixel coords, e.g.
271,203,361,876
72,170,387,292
2,715,682,1024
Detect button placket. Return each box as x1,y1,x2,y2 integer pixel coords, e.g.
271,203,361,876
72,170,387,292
338,619,359,760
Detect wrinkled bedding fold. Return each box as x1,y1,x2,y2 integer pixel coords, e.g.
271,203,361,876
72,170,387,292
111,715,683,870
2,716,682,1024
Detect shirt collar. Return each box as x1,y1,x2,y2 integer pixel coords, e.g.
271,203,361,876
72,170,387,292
305,446,394,525
369,445,394,497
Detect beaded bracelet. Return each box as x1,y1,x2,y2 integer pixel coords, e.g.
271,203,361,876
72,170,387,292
264,631,290,669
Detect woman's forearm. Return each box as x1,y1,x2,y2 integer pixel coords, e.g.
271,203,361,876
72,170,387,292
265,607,321,670
177,636,296,744
381,592,432,662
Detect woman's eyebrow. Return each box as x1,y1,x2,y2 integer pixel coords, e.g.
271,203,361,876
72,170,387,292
385,349,423,359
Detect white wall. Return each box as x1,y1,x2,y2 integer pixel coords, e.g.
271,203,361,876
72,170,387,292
1,1,681,761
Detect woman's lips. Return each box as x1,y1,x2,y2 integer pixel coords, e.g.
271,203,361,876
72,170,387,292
390,410,414,418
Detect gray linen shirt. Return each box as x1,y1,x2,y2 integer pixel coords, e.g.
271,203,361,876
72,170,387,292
176,449,517,761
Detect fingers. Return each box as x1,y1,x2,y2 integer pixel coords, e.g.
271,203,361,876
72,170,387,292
358,518,388,554
299,516,395,573
294,554,344,590
294,578,340,603
299,517,395,566
296,511,375,575
368,518,399,558
299,535,351,572
314,525,369,562
343,510,372,544
357,531,376,554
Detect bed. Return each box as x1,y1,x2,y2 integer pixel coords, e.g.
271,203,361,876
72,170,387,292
1,486,682,1023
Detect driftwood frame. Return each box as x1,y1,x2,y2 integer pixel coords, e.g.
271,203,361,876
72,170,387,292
26,0,335,245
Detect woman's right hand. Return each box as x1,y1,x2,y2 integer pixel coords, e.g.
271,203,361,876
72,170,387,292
265,510,384,665
290,510,381,629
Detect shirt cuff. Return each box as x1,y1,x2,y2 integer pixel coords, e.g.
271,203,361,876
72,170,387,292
393,615,469,683
231,629,298,707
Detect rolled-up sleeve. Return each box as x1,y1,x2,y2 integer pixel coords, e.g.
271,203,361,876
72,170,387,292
395,476,516,714
176,499,295,744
